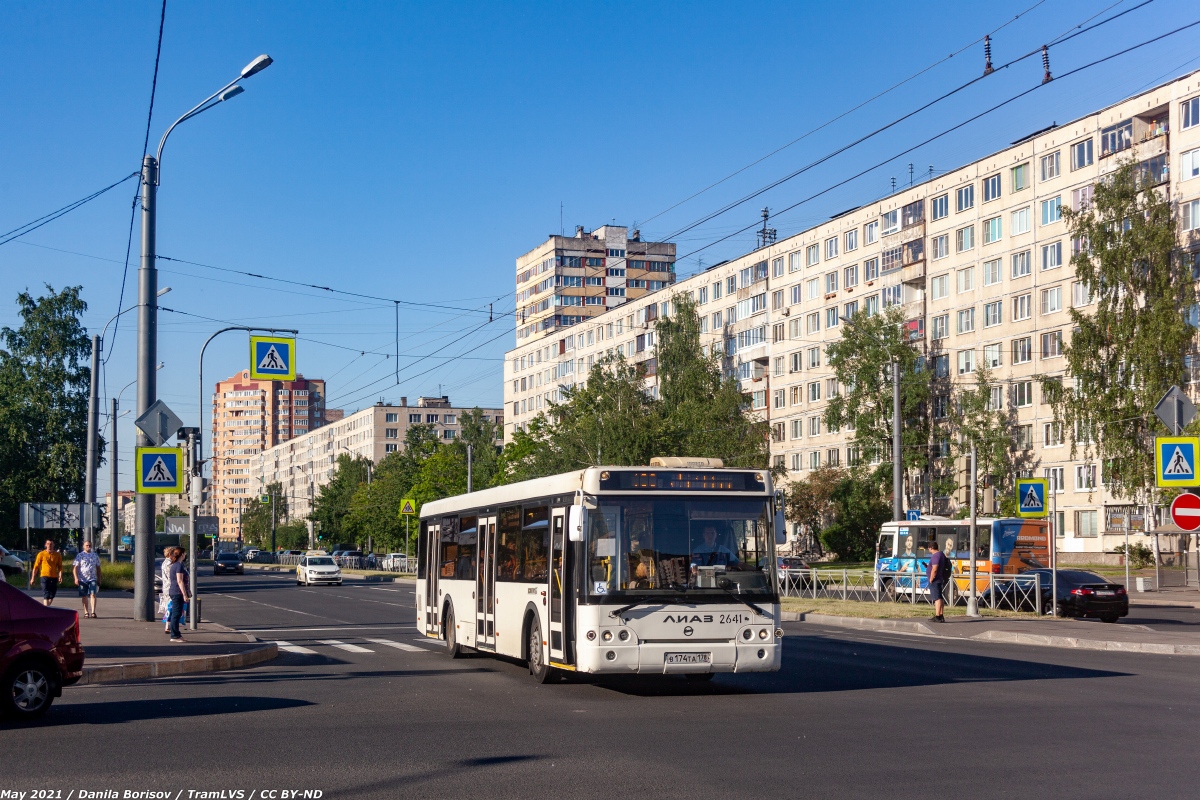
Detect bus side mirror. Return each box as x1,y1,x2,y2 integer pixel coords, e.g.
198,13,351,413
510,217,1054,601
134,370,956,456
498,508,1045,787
775,506,787,545
568,505,586,542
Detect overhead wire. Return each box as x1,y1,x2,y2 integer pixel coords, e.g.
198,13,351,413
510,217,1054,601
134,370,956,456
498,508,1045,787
0,173,138,248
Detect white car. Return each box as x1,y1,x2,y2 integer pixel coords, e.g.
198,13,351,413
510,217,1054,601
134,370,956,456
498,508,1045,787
297,555,342,586
381,553,407,571
0,545,25,577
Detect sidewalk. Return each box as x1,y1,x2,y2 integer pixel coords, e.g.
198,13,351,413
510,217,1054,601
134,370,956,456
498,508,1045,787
59,594,277,684
1128,586,1200,609
783,610,1200,656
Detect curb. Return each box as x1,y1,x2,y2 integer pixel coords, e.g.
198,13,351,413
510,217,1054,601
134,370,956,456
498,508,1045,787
1129,598,1200,609
780,611,934,635
970,629,1200,656
79,641,279,685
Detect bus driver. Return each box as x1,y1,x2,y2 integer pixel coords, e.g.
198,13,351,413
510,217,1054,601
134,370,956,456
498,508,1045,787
691,525,739,569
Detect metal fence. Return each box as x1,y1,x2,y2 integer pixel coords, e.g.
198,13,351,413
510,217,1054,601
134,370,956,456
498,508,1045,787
243,551,415,573
777,568,1043,614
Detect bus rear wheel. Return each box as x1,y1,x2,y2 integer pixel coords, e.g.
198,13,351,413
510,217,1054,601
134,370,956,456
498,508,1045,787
527,618,551,684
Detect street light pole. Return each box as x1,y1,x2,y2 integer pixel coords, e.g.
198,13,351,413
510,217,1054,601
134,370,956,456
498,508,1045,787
132,53,273,622
892,360,902,521
967,442,980,617
83,335,100,546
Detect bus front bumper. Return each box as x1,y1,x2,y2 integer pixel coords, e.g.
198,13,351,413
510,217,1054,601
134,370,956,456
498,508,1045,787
575,639,782,675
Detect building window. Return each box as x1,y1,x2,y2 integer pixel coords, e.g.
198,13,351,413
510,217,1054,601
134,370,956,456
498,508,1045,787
882,210,899,235
409,414,421,423
1010,207,1031,236
844,264,858,288
1011,162,1030,192
1016,424,1033,449
844,300,859,318
1041,330,1063,358
826,271,839,293
984,301,1002,327
789,352,801,373
864,220,879,245
385,443,398,453
1101,120,1133,157
957,307,975,334
1075,465,1097,491
791,418,803,439
1045,466,1064,493
983,173,1001,202
957,349,975,374
864,294,879,316
881,247,903,273
1073,281,1094,307
426,414,439,423
956,225,974,252
931,234,949,260
808,382,821,402
1076,509,1099,537
772,257,784,278
956,266,974,294
809,451,820,470
827,448,841,467
983,343,1001,368
1012,337,1032,364
1183,199,1200,233
806,277,821,300
1044,423,1063,448
1184,96,1200,129
844,228,858,252
983,216,1002,244
825,237,839,260
934,354,949,378
806,244,820,266
956,184,975,213
1012,250,1031,278
789,252,802,273
1040,196,1062,226
1185,148,1200,182
809,416,821,436
773,389,786,409
1042,241,1062,271
712,281,722,300
443,429,456,440
826,308,840,329
1040,152,1060,181
727,276,737,295
807,313,820,335
385,428,398,439
863,258,879,281
1041,286,1062,315
931,274,948,300
932,314,949,340
808,347,821,369
1015,381,1033,407
932,193,949,220
1071,138,1094,170
1014,294,1031,321
883,285,903,307
983,258,1002,286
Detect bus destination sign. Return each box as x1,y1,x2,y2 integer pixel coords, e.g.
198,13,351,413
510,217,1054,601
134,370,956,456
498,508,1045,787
598,470,764,492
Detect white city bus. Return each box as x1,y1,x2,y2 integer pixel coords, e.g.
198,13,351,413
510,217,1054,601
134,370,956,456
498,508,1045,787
416,459,786,682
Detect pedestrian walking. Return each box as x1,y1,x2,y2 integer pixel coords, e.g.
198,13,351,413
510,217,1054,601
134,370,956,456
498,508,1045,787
28,539,64,607
73,539,103,618
160,547,177,633
927,543,951,622
167,548,192,642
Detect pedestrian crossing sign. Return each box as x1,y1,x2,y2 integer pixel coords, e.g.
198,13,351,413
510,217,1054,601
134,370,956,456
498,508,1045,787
136,447,184,494
399,498,417,516
1155,436,1200,488
249,335,296,381
1015,478,1048,518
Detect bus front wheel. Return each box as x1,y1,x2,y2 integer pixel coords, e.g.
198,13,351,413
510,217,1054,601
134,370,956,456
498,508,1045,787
527,617,551,684
444,604,463,659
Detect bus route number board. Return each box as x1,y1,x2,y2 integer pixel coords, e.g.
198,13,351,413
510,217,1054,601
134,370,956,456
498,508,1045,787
666,653,711,665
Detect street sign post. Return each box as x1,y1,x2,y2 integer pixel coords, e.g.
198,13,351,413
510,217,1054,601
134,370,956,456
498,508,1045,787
1154,385,1197,436
1170,493,1200,532
399,498,417,563
135,447,184,493
1155,437,1200,488
906,509,920,521
1015,478,1049,518
133,399,183,447
399,498,417,516
249,335,296,381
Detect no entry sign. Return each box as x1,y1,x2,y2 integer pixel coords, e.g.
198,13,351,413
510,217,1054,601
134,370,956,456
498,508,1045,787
1170,492,1200,532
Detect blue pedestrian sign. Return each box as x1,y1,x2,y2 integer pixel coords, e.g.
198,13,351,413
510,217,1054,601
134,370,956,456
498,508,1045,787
906,509,921,521
135,446,184,494
1015,478,1048,518
249,335,296,381
1155,436,1200,488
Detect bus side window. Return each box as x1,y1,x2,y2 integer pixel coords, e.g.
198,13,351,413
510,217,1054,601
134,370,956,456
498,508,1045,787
877,533,894,558
417,520,428,580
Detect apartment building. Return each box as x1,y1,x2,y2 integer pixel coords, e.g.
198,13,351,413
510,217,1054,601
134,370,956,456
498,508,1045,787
516,225,676,345
249,397,504,521
209,371,328,540
504,70,1200,555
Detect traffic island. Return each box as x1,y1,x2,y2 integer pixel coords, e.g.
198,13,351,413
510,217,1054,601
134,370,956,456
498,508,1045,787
55,594,278,685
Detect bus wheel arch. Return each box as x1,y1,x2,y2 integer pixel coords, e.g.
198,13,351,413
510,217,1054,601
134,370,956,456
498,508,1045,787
522,604,551,683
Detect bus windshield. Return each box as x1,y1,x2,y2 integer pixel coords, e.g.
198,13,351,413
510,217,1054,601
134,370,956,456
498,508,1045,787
586,496,774,599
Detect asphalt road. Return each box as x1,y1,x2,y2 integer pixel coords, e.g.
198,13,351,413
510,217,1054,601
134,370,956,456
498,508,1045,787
4,571,1199,799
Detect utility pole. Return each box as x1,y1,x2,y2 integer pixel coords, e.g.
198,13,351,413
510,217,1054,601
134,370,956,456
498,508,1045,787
967,442,980,617
892,360,902,521
133,153,159,622
83,334,100,546
109,397,118,563
184,428,200,630
270,489,277,555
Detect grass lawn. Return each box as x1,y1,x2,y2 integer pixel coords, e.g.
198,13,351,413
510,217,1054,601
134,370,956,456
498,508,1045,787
781,596,1042,619
6,560,135,591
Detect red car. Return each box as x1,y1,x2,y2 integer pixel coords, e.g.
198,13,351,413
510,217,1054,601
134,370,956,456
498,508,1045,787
0,580,85,719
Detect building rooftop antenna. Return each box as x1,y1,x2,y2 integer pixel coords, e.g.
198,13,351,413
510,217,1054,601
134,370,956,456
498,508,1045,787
756,207,777,249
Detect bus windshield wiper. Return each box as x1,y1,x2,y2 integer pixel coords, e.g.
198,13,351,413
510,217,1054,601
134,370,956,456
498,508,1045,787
609,599,663,619
717,578,769,617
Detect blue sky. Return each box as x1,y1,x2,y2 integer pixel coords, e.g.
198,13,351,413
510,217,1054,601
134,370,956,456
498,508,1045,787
2,0,1198,497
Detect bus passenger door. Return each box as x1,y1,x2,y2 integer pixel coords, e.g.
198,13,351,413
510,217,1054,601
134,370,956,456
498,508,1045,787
424,523,440,637
549,509,571,665
476,516,497,649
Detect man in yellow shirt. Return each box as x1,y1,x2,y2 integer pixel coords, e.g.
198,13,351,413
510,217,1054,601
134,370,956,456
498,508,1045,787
28,539,64,606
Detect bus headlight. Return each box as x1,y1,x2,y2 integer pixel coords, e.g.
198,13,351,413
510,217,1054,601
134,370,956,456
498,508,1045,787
602,630,613,642
758,628,769,640
741,629,753,641
586,630,597,641
605,650,616,661
618,629,630,642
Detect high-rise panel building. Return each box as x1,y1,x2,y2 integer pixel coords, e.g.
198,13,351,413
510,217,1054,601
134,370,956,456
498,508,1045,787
515,225,676,344
209,370,328,540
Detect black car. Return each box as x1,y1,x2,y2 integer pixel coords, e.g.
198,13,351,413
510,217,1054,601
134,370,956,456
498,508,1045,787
1002,569,1129,622
212,552,245,575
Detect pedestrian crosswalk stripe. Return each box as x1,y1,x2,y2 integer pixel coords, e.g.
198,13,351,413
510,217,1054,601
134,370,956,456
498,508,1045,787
317,639,374,653
273,640,317,655
365,638,427,652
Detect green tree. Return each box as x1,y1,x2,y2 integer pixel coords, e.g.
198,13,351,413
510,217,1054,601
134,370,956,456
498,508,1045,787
784,465,845,554
342,424,444,553
818,470,892,561
1042,160,1196,501
155,504,185,533
951,365,1023,515
312,453,371,543
0,286,100,548
456,408,502,488
824,305,929,500
241,484,287,548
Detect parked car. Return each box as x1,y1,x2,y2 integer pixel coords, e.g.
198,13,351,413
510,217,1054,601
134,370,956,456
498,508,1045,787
0,545,26,577
212,552,245,576
381,553,408,571
153,557,164,593
11,550,33,564
244,548,260,562
995,569,1129,621
296,555,342,586
0,580,85,719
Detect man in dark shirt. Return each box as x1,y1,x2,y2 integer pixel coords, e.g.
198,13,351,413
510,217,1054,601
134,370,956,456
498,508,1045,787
927,546,950,622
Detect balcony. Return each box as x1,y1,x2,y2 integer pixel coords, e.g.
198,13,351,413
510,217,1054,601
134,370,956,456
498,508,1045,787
901,261,926,284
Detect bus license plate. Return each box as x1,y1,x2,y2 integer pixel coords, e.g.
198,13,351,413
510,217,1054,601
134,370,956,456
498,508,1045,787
665,652,711,665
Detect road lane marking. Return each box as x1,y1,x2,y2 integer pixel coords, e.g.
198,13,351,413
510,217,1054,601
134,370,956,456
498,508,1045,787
209,592,353,623
365,638,428,653
272,640,318,655
318,639,374,653
238,625,416,633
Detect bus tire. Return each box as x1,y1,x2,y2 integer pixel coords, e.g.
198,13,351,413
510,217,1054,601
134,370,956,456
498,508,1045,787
527,616,551,684
444,602,463,659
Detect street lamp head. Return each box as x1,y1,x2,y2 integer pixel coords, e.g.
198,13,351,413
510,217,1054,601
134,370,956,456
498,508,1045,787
241,54,273,79
157,286,172,297
219,85,245,102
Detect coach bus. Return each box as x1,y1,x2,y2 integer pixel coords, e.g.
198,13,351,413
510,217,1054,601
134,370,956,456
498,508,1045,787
874,517,1050,598
416,458,785,682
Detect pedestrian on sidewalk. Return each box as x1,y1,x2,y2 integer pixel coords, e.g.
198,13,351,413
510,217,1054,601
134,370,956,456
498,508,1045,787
28,539,63,607
74,539,102,618
167,548,192,642
927,544,951,623
160,547,177,633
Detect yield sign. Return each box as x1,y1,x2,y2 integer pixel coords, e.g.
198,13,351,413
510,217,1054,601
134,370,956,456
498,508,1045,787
1170,492,1200,532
